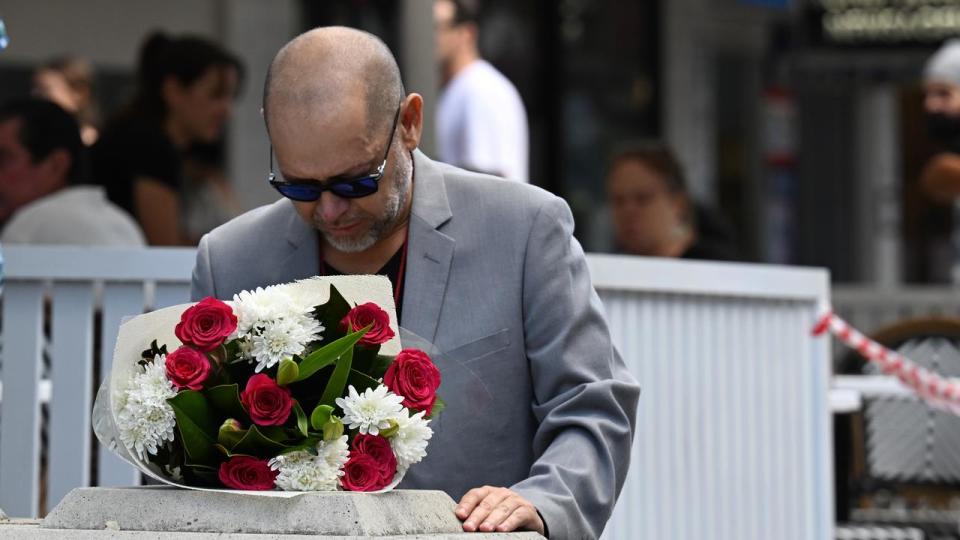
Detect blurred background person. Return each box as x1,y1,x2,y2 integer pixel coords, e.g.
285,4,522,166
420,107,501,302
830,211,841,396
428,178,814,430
920,39,960,283
607,141,738,261
32,56,101,146
434,0,529,182
91,32,242,246
180,141,242,245
0,98,144,246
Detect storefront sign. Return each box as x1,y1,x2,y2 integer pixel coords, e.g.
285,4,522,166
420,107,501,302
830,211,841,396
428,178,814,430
817,0,960,43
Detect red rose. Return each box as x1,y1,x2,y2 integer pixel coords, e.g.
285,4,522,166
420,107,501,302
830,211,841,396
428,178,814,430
340,303,395,346
165,346,211,390
218,455,277,490
384,349,441,415
175,297,237,353
240,374,293,426
351,434,397,483
341,453,391,491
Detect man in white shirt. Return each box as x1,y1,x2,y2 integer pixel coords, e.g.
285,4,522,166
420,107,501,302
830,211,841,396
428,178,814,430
434,0,529,182
0,98,145,246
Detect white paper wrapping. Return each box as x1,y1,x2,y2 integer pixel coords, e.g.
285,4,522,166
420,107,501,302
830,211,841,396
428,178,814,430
93,275,405,495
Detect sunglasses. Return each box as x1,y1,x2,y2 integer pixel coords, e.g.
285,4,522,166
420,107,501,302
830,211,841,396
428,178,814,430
268,105,401,201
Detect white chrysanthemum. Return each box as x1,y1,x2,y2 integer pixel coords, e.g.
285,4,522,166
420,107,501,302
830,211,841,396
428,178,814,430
249,315,323,372
232,286,290,335
336,385,404,436
233,286,319,337
389,410,433,469
116,358,177,460
232,286,324,371
270,436,349,491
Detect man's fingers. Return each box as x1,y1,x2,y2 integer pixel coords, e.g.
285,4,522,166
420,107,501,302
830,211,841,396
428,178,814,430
495,504,539,533
460,488,511,532
455,485,492,519
477,495,524,532
456,486,545,535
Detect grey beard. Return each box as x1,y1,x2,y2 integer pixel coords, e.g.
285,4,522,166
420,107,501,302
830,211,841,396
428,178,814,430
320,150,411,254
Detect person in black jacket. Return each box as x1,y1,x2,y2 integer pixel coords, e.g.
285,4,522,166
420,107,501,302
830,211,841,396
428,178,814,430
606,141,738,261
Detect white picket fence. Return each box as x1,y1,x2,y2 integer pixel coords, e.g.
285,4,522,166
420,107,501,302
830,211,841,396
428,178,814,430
0,246,196,518
0,247,835,540
590,255,834,540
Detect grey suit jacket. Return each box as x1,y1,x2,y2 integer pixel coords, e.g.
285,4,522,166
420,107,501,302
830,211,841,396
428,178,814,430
192,150,640,539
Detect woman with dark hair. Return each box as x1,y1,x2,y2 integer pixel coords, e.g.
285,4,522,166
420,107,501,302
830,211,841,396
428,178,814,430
606,141,739,261
92,32,242,245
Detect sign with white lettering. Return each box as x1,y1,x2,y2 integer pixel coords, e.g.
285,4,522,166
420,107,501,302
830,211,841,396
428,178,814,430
814,0,960,44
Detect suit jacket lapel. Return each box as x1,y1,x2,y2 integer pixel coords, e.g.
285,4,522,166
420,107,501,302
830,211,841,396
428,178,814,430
402,151,454,344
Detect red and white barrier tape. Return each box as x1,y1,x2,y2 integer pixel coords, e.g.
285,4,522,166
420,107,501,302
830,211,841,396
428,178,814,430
813,310,960,415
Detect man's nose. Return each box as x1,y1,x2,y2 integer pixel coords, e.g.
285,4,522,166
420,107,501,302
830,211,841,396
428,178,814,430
316,190,350,223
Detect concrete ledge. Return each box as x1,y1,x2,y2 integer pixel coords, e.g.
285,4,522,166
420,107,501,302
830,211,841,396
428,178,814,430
43,487,509,537
2,520,544,539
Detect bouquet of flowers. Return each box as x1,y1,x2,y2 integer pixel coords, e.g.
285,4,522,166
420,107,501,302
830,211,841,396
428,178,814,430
94,276,441,492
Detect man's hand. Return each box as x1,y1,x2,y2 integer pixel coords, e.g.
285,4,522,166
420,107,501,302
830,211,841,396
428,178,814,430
455,485,545,535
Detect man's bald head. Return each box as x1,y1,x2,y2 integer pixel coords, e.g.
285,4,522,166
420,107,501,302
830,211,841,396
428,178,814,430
263,27,404,137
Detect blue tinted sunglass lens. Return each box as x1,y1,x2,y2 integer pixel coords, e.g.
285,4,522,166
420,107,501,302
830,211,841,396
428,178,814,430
330,177,379,198
279,184,322,201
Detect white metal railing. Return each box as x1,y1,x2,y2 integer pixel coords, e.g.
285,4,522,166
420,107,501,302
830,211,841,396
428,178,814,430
0,246,196,518
589,255,833,540
832,285,960,340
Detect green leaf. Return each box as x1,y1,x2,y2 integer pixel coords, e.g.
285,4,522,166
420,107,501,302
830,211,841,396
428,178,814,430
217,423,246,449
232,425,291,458
279,437,321,456
352,345,378,373
167,391,217,465
206,384,246,419
322,416,344,441
346,369,380,395
310,404,334,431
293,400,309,438
183,463,220,486
294,328,367,382
427,395,446,419
277,358,299,386
223,339,244,364
320,346,353,407
260,425,289,442
313,284,353,344
369,354,395,379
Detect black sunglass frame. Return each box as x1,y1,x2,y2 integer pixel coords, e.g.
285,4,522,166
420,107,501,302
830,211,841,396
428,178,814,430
268,104,402,201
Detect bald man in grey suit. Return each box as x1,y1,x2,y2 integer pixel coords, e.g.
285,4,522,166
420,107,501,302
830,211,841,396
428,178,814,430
192,27,639,539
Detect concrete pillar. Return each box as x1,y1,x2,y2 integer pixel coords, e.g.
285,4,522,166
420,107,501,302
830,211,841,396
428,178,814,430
854,85,902,286
400,0,437,157
222,0,299,210
661,0,717,205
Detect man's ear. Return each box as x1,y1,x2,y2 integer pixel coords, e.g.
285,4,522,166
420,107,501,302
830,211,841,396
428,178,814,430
399,93,423,151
